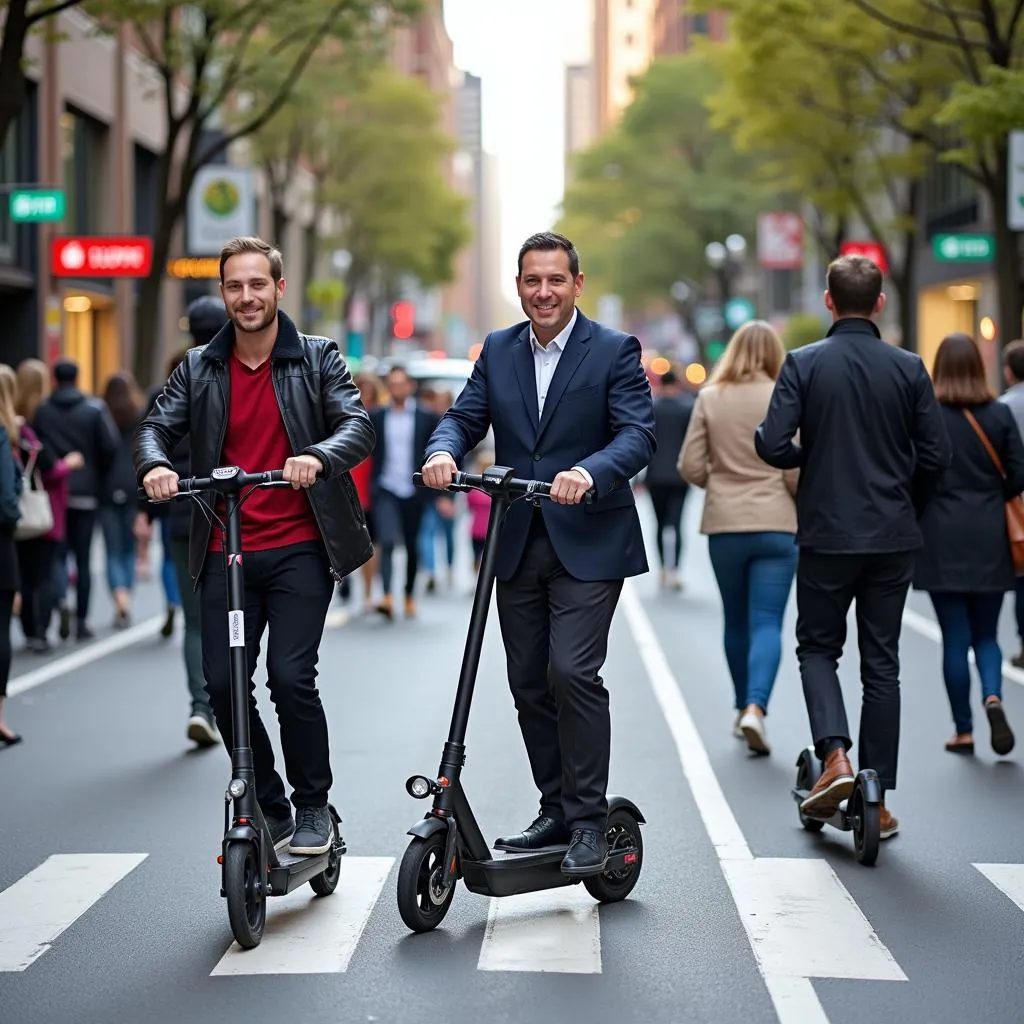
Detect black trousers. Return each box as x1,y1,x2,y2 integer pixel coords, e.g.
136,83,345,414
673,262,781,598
495,517,623,832
60,508,96,623
376,489,425,598
795,550,915,791
647,483,689,569
200,540,335,817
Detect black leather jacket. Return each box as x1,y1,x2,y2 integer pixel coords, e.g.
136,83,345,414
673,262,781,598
133,311,376,584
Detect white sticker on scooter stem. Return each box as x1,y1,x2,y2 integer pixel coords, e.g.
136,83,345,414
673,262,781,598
228,610,244,647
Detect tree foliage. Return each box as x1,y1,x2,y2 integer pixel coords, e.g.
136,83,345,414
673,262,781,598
80,0,420,384
317,65,471,308
555,52,767,319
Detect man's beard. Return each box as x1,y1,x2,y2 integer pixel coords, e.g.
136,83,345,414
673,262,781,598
231,298,277,333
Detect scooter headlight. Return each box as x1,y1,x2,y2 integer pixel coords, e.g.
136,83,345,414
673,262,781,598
406,775,433,799
227,778,247,799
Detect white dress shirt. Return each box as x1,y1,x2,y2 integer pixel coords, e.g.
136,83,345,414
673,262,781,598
379,402,416,498
428,309,593,487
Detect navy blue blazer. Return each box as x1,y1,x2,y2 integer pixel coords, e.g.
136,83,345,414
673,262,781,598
424,310,656,582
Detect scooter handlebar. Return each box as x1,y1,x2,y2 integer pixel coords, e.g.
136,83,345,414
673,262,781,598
412,467,595,504
138,467,293,502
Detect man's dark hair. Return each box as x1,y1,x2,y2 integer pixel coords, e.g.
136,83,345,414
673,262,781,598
387,364,408,378
826,255,883,317
1004,339,1024,384
53,358,78,385
187,295,228,346
518,232,580,277
660,370,679,387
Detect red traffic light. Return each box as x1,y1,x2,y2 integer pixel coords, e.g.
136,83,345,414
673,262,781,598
392,301,415,340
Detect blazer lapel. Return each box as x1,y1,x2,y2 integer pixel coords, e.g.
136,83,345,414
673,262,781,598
536,314,591,443
512,327,540,431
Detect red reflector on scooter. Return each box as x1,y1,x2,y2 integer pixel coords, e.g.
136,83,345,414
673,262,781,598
624,853,637,864
216,855,223,864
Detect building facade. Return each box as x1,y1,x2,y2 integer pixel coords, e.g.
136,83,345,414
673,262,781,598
652,0,728,55
593,0,657,134
564,64,597,186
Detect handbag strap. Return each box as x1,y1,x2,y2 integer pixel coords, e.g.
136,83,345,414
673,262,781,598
963,408,1006,479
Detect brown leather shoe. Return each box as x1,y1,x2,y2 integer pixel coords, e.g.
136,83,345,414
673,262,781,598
404,596,417,618
879,805,899,840
800,747,855,819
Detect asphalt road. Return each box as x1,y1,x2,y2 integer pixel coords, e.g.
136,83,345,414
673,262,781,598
2,493,1023,1024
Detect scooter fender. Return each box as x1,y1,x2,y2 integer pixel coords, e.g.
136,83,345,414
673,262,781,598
223,824,260,847
607,794,646,825
855,769,883,805
407,815,449,840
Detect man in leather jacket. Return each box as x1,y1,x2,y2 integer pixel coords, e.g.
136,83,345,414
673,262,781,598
135,236,375,857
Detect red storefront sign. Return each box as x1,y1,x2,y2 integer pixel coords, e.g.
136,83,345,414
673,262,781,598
839,240,889,275
51,236,154,277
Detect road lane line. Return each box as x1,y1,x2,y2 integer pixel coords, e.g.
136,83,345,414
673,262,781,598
477,886,602,974
210,856,394,975
0,853,148,971
902,607,1024,689
620,581,906,1024
974,863,1024,912
8,616,165,697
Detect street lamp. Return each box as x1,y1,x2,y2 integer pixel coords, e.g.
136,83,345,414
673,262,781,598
704,241,727,269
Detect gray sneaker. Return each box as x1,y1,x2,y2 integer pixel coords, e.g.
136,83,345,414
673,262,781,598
265,812,295,851
288,805,332,855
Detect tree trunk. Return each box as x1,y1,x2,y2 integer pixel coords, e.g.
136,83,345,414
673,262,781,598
894,181,920,353
133,203,180,387
0,0,32,154
271,196,289,249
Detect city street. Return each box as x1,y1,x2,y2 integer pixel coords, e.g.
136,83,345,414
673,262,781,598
2,493,1023,1024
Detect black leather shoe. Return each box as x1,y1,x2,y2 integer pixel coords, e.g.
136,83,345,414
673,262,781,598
561,829,608,876
494,815,571,853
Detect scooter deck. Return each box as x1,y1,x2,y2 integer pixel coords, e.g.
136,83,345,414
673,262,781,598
791,787,853,831
460,845,641,898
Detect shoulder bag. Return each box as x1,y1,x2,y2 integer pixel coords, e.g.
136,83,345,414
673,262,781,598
14,446,54,541
963,408,1024,575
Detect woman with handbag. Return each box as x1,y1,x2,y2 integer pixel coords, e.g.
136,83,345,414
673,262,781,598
914,332,1024,757
0,401,22,745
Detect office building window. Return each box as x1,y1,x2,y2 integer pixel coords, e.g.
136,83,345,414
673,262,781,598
691,13,709,35
0,83,37,267
61,107,109,234
134,144,159,237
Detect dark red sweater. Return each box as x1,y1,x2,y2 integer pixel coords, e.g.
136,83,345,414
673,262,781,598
208,353,321,553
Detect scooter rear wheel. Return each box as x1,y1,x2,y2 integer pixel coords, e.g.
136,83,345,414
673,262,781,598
224,841,266,948
397,835,455,933
309,828,342,897
583,808,643,903
851,782,880,866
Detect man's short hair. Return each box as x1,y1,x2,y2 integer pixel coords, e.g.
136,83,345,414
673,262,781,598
53,358,78,384
518,231,580,277
1004,340,1024,384
219,236,284,283
826,255,883,317
660,370,679,386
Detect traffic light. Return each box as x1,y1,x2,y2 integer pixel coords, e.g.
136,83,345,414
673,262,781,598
392,301,415,340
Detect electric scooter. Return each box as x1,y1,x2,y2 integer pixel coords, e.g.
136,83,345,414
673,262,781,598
791,747,882,865
141,465,345,948
396,465,645,933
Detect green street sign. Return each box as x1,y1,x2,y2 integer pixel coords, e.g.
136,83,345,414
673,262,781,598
932,233,994,262
9,190,65,223
706,341,727,361
724,296,756,330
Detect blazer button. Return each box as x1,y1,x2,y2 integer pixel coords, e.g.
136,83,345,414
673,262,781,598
533,453,541,461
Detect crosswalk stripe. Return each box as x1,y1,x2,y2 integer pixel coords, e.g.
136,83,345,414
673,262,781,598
210,856,394,975
0,853,148,972
974,863,1024,912
477,886,602,974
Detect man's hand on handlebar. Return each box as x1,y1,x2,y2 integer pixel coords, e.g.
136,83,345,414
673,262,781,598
550,469,591,505
142,465,180,502
421,453,457,490
283,453,324,489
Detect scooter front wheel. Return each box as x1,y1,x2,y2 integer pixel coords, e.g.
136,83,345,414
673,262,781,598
397,834,455,933
224,841,266,948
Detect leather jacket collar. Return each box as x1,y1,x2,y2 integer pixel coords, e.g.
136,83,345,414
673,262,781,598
200,309,305,363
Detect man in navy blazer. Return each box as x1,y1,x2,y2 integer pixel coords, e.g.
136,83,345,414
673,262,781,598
421,231,656,876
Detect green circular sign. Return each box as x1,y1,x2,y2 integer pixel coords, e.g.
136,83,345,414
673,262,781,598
203,178,240,218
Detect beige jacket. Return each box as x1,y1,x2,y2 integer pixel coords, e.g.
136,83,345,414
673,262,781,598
678,375,798,535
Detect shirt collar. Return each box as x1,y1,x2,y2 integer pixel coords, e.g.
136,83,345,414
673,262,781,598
530,308,578,353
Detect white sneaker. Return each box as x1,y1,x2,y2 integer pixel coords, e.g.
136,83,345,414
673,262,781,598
739,710,770,755
733,713,744,739
187,714,220,747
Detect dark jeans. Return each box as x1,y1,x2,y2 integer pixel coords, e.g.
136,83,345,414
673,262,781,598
928,591,1004,734
647,483,689,570
200,540,334,817
795,550,915,791
56,508,97,624
171,537,208,717
495,520,622,832
376,489,426,598
708,531,797,713
16,537,57,641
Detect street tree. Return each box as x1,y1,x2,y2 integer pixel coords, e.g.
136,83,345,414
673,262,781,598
0,0,84,151
555,52,767,348
84,0,420,385
705,0,934,346
317,65,470,334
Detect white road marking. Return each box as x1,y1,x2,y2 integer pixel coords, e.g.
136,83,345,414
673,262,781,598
974,863,1024,913
0,853,148,971
621,580,906,1024
210,856,394,975
8,616,165,697
477,885,602,974
902,607,1024,689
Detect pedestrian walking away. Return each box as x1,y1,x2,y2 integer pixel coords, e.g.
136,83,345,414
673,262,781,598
755,254,951,838
421,230,656,876
136,235,375,857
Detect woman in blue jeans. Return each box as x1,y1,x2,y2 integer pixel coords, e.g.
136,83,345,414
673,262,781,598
679,321,798,755
914,332,1024,756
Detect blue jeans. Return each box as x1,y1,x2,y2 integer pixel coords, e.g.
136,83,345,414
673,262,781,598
419,502,455,575
928,591,1004,734
99,504,136,593
160,518,181,608
708,531,797,713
